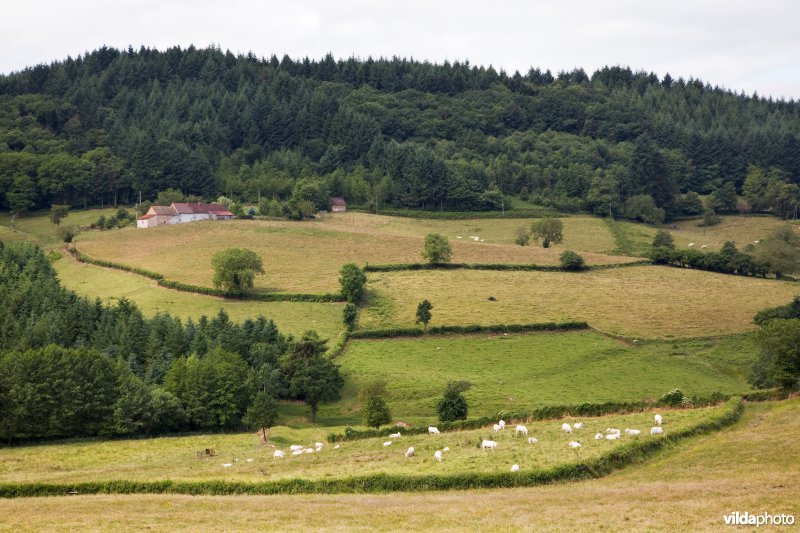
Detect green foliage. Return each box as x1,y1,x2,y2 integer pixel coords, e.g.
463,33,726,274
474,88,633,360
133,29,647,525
57,225,79,243
436,381,470,422
342,303,359,332
49,204,70,226
421,233,452,264
755,224,800,278
648,245,768,277
531,217,564,248
243,391,279,442
211,247,265,295
155,188,186,205
559,250,585,271
652,229,675,250
623,195,665,225
359,380,392,428
415,299,433,330
349,321,590,339
339,263,367,303
752,319,800,389
285,332,344,422
676,192,704,216
699,210,721,227
660,388,685,406
753,296,800,326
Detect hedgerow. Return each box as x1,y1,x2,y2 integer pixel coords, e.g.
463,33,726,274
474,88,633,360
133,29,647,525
348,321,589,339
363,261,650,273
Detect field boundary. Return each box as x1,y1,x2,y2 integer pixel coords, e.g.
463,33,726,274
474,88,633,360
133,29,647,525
351,208,558,220
363,261,651,273
66,245,346,303
0,398,743,497
349,321,589,340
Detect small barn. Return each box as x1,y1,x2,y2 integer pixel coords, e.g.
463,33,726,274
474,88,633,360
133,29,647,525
330,197,347,213
136,202,236,228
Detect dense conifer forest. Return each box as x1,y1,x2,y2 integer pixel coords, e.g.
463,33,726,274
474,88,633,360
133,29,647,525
1,45,799,219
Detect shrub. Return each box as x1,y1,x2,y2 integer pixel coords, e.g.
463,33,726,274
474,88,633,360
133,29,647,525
652,230,675,250
422,233,452,264
339,263,367,303
660,388,685,406
699,210,721,227
342,303,358,332
559,250,585,271
437,381,470,422
57,225,79,243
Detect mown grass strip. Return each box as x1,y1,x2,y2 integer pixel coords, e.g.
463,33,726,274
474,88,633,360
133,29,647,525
0,399,743,497
605,217,635,256
67,245,345,302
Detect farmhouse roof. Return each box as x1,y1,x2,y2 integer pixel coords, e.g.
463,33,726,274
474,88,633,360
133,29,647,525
330,197,346,207
172,202,235,216
150,205,177,215
138,214,155,220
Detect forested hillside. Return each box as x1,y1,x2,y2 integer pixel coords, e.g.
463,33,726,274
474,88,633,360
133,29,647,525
1,46,799,219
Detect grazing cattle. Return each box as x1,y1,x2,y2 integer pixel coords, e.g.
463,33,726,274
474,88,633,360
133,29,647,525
222,463,233,468
569,441,582,449
493,424,502,432
428,426,440,434
562,423,572,434
527,437,538,444
383,441,392,447
443,447,450,452
654,414,663,426
389,432,401,438
498,420,506,429
595,433,604,440
434,450,443,462
651,426,664,435
404,447,415,459
481,439,498,452
515,425,529,436
624,429,641,436
273,450,285,459
574,422,584,429
290,445,303,452
291,449,303,456
606,428,621,435
605,433,621,440
511,464,520,472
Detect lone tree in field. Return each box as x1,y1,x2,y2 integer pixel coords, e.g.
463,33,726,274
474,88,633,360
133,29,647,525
211,248,265,295
437,380,470,422
422,233,452,264
416,299,433,330
339,263,367,303
243,391,279,443
531,217,564,248
284,331,344,423
651,229,675,250
359,380,392,428
49,204,70,227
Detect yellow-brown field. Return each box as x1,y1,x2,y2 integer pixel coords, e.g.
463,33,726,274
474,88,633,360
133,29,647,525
360,266,799,338
1,399,796,532
52,255,344,339
74,214,636,294
666,215,800,251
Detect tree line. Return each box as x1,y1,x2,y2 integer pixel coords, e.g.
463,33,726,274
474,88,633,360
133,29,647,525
0,241,343,442
1,46,799,221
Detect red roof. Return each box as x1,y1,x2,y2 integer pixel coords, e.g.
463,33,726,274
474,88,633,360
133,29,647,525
172,202,234,216
330,197,346,207
137,214,155,220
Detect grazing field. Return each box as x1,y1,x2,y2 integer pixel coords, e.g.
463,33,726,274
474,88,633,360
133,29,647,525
0,405,724,484
325,332,756,420
74,215,636,294
360,266,800,338
3,399,792,531
0,208,121,250
51,255,344,339
665,215,799,251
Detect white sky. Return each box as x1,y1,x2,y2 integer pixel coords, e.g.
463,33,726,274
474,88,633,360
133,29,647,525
2,0,799,100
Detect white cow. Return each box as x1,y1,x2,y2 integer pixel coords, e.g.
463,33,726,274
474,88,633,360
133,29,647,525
273,450,285,459
562,423,572,433
515,425,529,437
434,450,443,462
511,464,520,472
428,426,440,434
481,439,498,452
651,426,664,435
404,446,415,459
527,437,538,444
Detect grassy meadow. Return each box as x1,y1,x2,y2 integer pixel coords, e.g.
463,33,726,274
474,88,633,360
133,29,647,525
666,215,799,250
2,399,792,531
325,332,757,420
0,404,725,484
360,266,799,338
0,208,121,250
52,255,344,339
73,214,637,294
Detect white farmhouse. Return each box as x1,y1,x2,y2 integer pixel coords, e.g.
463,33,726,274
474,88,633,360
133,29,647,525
136,202,236,229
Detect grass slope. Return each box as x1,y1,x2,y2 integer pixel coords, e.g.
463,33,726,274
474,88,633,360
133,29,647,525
0,405,724,484
52,255,344,339
360,266,799,338
325,332,756,421
1,399,795,531
74,215,637,294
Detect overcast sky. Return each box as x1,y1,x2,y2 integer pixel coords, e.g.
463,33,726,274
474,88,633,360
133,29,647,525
2,0,799,100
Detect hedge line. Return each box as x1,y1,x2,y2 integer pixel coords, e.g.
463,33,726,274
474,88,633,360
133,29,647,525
363,261,650,273
68,246,345,302
349,321,589,339
0,398,743,498
327,393,733,442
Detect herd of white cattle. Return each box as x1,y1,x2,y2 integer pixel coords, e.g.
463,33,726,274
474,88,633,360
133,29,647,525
227,414,666,470
245,414,664,472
